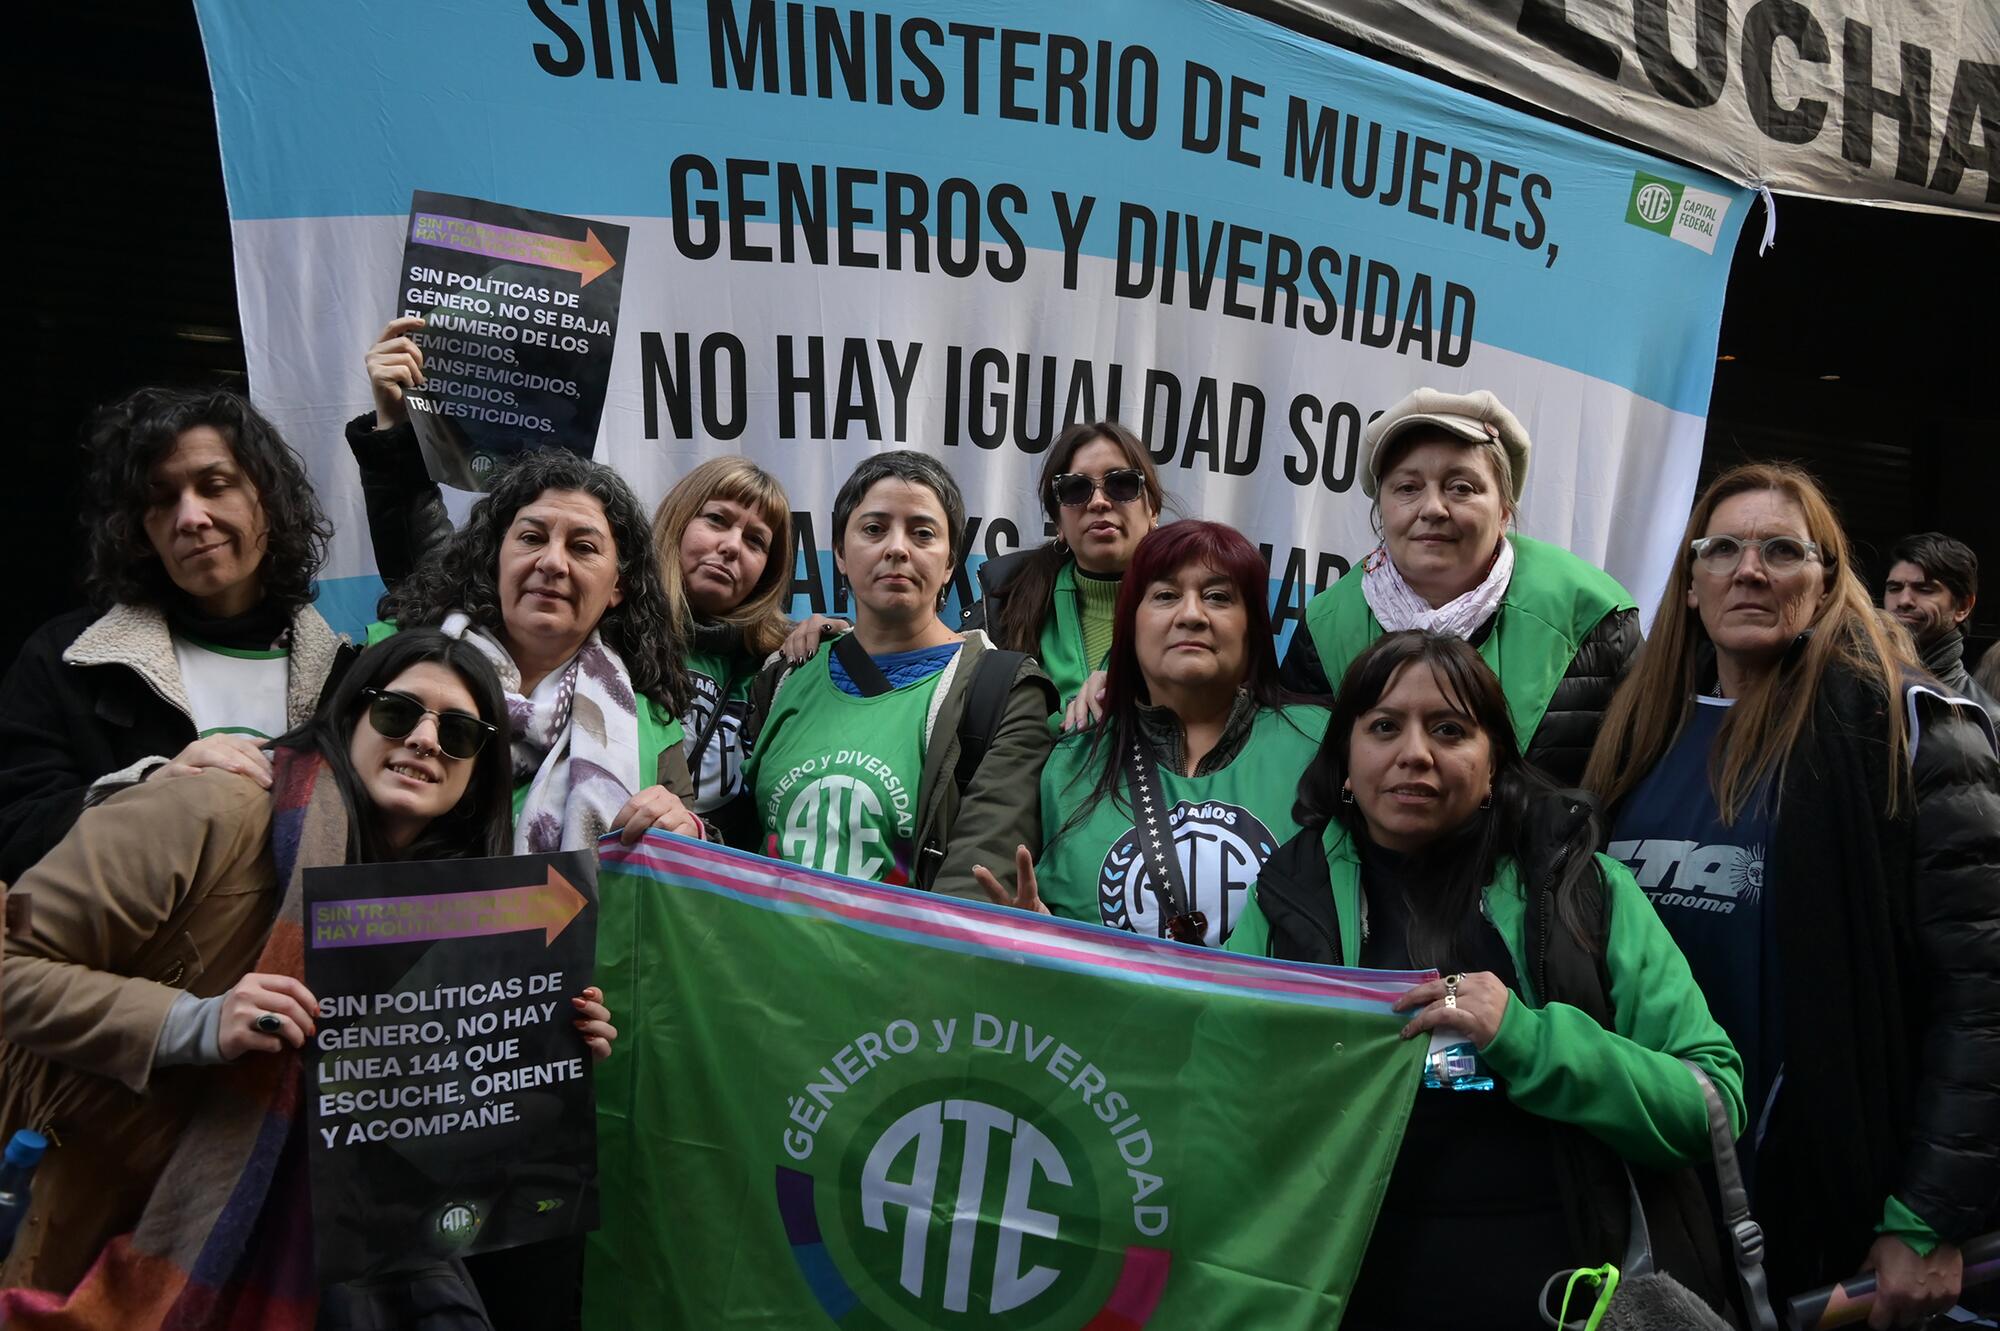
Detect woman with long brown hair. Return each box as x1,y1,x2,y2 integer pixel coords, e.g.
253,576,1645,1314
650,457,794,826
1584,462,2000,1323
962,421,1165,710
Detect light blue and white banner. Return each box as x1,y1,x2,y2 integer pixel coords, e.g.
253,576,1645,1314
194,0,1750,644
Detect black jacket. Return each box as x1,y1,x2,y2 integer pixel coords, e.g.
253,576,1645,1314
1279,604,1641,788
0,603,353,883
1748,664,2000,1290
345,413,454,589
1251,792,1733,1314
1919,627,2000,729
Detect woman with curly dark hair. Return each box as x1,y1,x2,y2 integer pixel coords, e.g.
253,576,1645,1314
373,447,700,852
0,387,349,882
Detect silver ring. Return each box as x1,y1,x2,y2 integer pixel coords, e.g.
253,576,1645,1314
253,1012,283,1035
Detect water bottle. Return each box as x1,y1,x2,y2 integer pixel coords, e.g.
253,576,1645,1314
1423,1032,1496,1092
0,1129,49,1258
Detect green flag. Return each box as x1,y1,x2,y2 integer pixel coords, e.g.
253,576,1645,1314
585,833,1428,1328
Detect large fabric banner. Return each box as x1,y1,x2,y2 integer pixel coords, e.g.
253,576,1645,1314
193,0,1749,646
1256,0,1999,218
586,832,1429,1325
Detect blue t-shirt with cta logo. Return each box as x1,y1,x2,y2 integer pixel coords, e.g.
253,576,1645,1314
1608,696,1782,1147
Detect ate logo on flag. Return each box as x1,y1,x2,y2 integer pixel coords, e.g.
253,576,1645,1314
777,1014,1172,1325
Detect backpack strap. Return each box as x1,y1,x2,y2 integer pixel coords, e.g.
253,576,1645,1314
954,648,1032,798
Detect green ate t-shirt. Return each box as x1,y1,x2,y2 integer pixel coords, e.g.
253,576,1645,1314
682,644,755,814
1037,705,1329,946
744,646,943,885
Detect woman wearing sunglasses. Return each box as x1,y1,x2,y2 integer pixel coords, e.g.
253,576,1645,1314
1584,463,2000,1323
977,523,1326,948
354,319,697,854
738,451,1054,898
961,422,1165,714
1278,388,1639,786
0,630,618,1323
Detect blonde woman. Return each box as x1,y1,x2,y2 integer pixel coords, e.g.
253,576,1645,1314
650,458,794,821
1584,462,2000,1322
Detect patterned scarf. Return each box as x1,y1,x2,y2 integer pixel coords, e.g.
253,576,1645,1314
440,611,642,852
1359,536,1515,640
0,748,344,1330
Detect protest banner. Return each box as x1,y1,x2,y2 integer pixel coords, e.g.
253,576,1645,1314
394,191,630,489
584,832,1430,1326
194,0,1750,646
303,849,600,1283
1254,0,1999,218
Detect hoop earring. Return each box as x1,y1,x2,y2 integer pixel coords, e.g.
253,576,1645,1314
1340,784,1355,804
1479,790,1493,810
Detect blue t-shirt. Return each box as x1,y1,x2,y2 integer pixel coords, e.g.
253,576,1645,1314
1608,697,1783,1149
829,641,963,696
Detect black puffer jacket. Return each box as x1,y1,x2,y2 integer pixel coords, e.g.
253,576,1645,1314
1671,661,2000,1292
1918,627,2000,730
1279,604,1642,787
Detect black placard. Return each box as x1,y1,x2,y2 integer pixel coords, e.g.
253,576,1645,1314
303,849,599,1284
395,190,629,489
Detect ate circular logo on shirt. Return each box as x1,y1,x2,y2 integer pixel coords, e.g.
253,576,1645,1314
1096,800,1276,946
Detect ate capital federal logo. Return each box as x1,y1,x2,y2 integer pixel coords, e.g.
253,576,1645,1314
1625,171,1732,255
775,1014,1172,1327
1098,800,1277,946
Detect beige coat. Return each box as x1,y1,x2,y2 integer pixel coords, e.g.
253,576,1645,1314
0,771,279,1294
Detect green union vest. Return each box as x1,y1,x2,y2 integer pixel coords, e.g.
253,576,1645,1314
1033,560,1109,707
744,646,942,886
1302,534,1634,751
1037,705,1329,946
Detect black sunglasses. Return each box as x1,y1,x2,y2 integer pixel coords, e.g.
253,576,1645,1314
1051,468,1146,508
1162,910,1209,946
361,689,496,761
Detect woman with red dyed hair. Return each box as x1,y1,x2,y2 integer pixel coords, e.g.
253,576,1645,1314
977,522,1326,947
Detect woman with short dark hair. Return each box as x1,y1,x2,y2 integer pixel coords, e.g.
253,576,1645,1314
736,451,1054,897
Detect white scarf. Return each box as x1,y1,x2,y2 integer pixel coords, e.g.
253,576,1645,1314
440,611,644,853
1360,537,1515,640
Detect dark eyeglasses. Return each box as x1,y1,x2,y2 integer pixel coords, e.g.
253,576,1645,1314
1163,910,1209,946
361,689,496,760
1689,534,1822,575
1051,468,1146,508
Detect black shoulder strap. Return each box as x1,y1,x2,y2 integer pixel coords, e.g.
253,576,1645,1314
1122,737,1208,945
683,659,739,773
954,648,1029,797
831,631,895,697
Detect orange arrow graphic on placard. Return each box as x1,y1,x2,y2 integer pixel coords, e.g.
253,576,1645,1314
310,866,589,949
409,212,618,286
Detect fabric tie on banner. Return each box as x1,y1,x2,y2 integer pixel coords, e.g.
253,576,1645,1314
582,831,1429,1327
